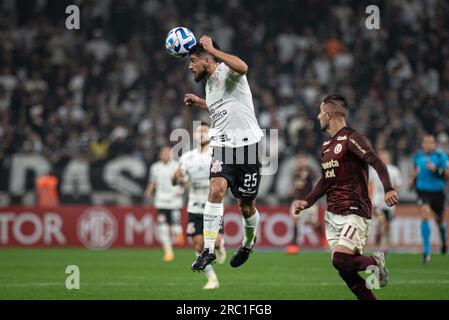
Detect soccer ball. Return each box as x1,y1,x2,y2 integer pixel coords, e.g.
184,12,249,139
165,27,197,58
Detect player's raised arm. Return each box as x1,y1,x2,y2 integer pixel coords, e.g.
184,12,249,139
347,132,398,206
199,35,248,75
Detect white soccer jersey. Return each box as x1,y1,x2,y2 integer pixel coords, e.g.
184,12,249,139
179,148,211,214
205,62,264,148
149,160,183,209
369,164,402,210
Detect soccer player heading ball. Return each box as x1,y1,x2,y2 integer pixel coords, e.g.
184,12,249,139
293,95,399,300
184,36,264,271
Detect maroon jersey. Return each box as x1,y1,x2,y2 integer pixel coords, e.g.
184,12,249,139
304,127,393,219
292,167,316,199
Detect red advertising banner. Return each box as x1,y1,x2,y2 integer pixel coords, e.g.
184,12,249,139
0,205,447,250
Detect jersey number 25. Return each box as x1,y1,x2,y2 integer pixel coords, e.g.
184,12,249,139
243,173,258,188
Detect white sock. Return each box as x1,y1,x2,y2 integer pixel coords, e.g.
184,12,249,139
196,252,216,279
157,223,172,254
204,264,217,280
242,209,259,249
203,201,224,253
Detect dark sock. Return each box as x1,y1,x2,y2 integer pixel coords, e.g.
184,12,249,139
333,252,377,272
339,271,377,300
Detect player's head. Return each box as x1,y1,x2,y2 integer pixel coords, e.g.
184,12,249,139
422,134,436,154
188,41,220,82
159,146,171,162
193,121,210,146
378,149,391,164
318,95,348,132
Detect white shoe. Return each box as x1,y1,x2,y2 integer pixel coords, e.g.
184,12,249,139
216,246,227,264
203,277,219,290
372,251,389,287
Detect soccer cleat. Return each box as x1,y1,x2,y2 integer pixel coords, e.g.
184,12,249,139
285,244,300,254
230,238,256,268
441,243,447,255
203,277,219,290
216,245,227,264
372,251,389,287
422,253,431,264
163,252,175,262
191,248,216,271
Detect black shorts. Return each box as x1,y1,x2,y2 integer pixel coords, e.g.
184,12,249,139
209,142,262,200
157,209,181,225
416,190,446,217
186,212,224,238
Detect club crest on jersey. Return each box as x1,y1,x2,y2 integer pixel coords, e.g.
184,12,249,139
208,73,220,94
210,160,223,173
334,143,342,154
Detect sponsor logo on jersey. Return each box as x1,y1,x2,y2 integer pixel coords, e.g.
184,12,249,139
238,187,257,195
210,108,228,124
337,135,347,141
349,138,366,154
211,134,231,143
210,160,223,173
334,143,342,154
209,98,223,108
322,159,340,170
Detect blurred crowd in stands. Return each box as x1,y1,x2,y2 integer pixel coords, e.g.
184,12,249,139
0,0,448,201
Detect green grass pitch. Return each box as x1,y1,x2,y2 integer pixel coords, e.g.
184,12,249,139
0,248,448,300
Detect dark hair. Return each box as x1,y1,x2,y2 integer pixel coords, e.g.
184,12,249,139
323,94,348,109
188,40,221,62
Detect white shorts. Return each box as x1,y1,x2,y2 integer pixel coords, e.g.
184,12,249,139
325,211,371,254
290,202,319,225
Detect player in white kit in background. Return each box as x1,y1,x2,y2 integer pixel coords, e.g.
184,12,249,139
173,122,226,289
369,150,402,252
145,146,184,262
184,36,264,271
